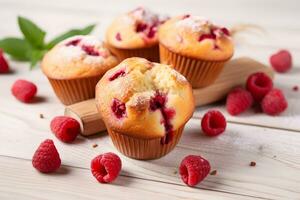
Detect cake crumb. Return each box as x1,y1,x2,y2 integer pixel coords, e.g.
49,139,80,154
173,170,177,175
293,85,298,91
249,161,256,167
210,170,217,175
273,155,277,158
92,144,98,148
39,114,44,119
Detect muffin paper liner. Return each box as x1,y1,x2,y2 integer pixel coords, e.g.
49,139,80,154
159,44,228,88
107,44,159,62
47,75,101,105
107,125,185,160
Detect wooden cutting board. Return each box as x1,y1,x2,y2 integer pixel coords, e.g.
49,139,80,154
65,57,274,136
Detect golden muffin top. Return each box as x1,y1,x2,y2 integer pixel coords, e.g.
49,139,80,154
96,57,195,142
158,15,234,61
41,35,119,79
106,7,168,49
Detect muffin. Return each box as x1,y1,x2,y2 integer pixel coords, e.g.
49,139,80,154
159,15,234,88
96,57,194,160
105,7,168,62
42,35,119,105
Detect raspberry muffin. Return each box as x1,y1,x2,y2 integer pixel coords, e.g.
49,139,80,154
159,15,234,88
96,57,194,160
42,35,119,105
105,7,168,62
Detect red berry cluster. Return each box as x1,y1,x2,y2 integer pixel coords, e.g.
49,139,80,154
226,72,288,116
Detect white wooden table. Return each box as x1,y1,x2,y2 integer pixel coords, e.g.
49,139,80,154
0,0,300,199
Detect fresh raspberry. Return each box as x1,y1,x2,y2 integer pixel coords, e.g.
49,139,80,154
91,152,122,183
179,155,211,187
261,88,288,115
11,79,37,103
32,139,61,173
201,110,226,137
270,50,292,73
246,72,273,102
226,87,253,116
0,49,9,73
50,116,80,143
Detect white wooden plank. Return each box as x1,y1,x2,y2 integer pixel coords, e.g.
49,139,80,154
1,156,255,200
1,82,300,200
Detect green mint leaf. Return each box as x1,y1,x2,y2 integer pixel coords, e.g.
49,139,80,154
29,49,46,69
18,16,46,49
0,37,32,61
46,24,96,49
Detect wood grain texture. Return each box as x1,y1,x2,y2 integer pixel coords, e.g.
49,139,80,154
65,57,274,136
0,0,299,199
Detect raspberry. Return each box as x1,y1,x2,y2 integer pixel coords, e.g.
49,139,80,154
115,33,122,41
81,45,99,56
201,110,226,137
270,50,292,73
0,49,9,73
32,139,61,173
91,152,122,183
261,88,288,115
11,79,37,103
149,92,175,144
179,155,211,187
111,98,126,119
109,69,126,81
50,116,80,143
226,87,253,116
246,72,273,102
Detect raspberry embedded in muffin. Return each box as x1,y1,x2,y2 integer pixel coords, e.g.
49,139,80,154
158,15,234,61
106,7,168,49
96,57,194,143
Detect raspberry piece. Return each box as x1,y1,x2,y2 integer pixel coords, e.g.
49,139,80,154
91,152,122,183
246,72,273,102
226,87,253,116
81,45,99,56
201,110,226,137
270,50,292,73
261,88,288,115
11,79,37,103
111,98,126,119
32,139,61,173
179,155,211,187
109,69,126,81
115,33,122,41
220,27,230,36
0,49,9,73
66,38,81,46
50,116,80,143
149,92,175,144
136,23,148,32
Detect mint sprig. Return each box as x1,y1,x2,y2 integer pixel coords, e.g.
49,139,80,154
0,16,96,69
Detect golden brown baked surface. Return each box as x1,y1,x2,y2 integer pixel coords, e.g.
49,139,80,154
42,35,119,79
106,7,168,49
96,57,195,139
158,15,234,61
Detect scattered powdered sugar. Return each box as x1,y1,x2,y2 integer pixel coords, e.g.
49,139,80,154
80,35,102,47
131,7,159,24
171,70,187,83
83,55,105,65
56,45,85,62
176,16,212,33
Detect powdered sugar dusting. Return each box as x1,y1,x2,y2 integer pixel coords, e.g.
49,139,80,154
130,7,159,24
56,46,85,62
176,16,212,33
171,70,187,83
